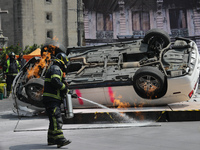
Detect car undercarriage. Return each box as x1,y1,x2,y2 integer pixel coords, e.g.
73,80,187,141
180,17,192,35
12,28,200,111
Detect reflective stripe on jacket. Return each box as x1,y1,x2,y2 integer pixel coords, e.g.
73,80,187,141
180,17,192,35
43,65,66,102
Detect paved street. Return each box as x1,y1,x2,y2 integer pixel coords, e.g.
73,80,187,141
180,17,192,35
0,97,200,150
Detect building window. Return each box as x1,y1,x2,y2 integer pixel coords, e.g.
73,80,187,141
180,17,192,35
96,13,113,31
132,11,150,31
96,12,113,39
169,9,187,29
46,12,52,22
47,30,53,39
45,0,52,4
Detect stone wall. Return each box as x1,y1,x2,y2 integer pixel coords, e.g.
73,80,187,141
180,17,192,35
20,0,68,48
0,0,81,49
0,0,14,46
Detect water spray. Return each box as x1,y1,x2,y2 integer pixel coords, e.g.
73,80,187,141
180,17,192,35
72,94,136,123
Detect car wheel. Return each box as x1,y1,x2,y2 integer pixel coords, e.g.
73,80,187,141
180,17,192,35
133,66,165,99
143,28,170,51
25,78,44,102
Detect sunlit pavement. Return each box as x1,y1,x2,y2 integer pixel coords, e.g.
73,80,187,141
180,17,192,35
0,94,200,150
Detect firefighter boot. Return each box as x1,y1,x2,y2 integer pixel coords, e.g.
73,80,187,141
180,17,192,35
6,90,11,98
57,139,71,148
47,137,56,146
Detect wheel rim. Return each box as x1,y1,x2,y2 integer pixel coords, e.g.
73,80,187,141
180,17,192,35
148,36,166,50
136,75,161,93
26,84,43,101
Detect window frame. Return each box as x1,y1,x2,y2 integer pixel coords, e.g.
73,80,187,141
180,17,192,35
45,12,52,22
132,11,150,31
169,8,187,29
96,12,113,31
45,0,52,4
46,29,53,39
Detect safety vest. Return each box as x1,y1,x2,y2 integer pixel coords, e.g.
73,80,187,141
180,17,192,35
6,59,20,75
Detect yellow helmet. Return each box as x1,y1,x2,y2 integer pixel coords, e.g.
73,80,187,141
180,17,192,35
55,52,69,72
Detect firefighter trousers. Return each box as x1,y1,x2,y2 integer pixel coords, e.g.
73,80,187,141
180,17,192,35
6,75,16,96
45,105,66,144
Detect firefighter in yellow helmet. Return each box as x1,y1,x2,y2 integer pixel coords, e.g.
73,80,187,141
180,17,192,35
43,52,71,148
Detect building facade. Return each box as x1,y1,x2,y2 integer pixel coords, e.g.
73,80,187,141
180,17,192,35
1,0,200,50
0,0,14,48
83,0,200,50
0,0,83,49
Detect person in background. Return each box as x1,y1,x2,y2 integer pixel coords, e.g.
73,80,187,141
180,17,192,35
3,52,20,97
17,52,26,69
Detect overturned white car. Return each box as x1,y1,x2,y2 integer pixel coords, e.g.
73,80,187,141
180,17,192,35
12,28,200,111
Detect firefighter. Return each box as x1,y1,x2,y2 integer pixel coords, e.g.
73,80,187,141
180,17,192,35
43,52,71,148
3,52,20,97
17,52,26,69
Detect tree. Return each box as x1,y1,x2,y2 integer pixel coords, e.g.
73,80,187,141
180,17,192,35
0,45,22,67
23,44,42,55
0,44,43,68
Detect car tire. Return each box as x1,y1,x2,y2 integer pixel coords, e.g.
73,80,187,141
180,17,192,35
142,28,170,51
25,78,44,102
133,66,166,99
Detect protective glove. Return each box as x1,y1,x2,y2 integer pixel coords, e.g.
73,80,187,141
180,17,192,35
71,94,78,98
68,90,73,95
68,90,78,98
60,85,68,98
62,86,68,93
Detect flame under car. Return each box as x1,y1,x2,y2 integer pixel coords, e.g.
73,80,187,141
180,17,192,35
12,29,200,111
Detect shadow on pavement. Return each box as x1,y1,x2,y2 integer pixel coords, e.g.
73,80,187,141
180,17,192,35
9,144,64,150
0,112,19,121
